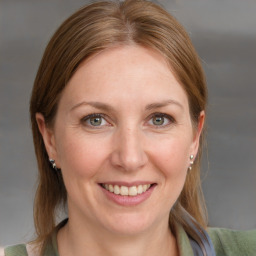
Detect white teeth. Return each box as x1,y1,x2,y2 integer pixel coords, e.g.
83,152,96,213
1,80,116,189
109,184,114,192
120,186,129,196
129,186,137,196
137,185,143,194
114,185,120,195
102,183,152,196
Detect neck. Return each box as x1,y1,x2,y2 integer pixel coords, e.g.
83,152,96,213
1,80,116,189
57,216,178,256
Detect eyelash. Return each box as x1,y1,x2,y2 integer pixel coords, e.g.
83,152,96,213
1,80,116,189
81,113,109,128
81,112,176,128
148,112,175,128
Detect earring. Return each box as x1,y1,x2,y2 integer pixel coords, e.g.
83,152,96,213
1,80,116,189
188,155,194,171
49,158,58,170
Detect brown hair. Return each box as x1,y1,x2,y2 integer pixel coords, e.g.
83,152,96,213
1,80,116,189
30,0,208,253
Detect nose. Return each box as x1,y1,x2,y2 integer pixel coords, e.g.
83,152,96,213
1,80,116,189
110,126,148,172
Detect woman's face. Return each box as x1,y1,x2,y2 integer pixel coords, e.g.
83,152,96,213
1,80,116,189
39,45,204,235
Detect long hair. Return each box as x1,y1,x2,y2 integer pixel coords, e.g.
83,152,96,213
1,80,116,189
30,0,208,254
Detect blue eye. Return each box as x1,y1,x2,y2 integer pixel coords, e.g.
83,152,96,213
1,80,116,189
82,114,108,127
82,113,174,128
149,113,174,127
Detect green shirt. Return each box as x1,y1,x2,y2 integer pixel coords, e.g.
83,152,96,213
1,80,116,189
5,225,256,256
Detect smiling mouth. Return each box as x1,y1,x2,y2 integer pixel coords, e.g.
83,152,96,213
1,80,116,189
100,183,155,196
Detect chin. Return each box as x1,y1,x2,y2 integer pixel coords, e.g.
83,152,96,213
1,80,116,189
101,211,161,236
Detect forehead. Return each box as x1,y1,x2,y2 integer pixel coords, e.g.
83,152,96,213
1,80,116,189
59,45,189,111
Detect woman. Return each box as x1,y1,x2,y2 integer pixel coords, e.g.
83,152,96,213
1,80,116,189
5,0,256,255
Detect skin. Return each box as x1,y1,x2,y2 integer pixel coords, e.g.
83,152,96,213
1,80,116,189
37,45,204,256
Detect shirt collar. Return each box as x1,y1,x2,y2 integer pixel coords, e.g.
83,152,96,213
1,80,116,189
175,222,194,255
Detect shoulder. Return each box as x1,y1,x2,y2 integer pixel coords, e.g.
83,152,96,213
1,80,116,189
207,227,256,256
4,222,62,256
4,244,28,256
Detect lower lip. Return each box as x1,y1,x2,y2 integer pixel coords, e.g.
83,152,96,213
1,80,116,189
99,184,156,206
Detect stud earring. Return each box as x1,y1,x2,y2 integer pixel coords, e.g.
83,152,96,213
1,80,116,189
188,155,194,171
49,158,58,170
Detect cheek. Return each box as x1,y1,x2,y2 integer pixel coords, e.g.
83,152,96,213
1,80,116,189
151,137,190,207
152,136,191,176
56,132,109,178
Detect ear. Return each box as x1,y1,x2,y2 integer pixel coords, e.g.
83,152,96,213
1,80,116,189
190,110,205,158
36,113,58,164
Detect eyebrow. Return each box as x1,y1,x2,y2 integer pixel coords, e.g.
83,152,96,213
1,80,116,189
70,99,183,112
70,101,115,112
145,99,183,111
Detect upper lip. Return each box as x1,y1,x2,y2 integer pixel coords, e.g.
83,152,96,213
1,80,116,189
99,181,156,187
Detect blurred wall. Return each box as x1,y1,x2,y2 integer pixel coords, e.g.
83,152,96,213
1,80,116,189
0,0,255,247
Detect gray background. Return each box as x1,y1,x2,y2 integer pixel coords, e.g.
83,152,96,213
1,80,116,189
0,0,256,249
